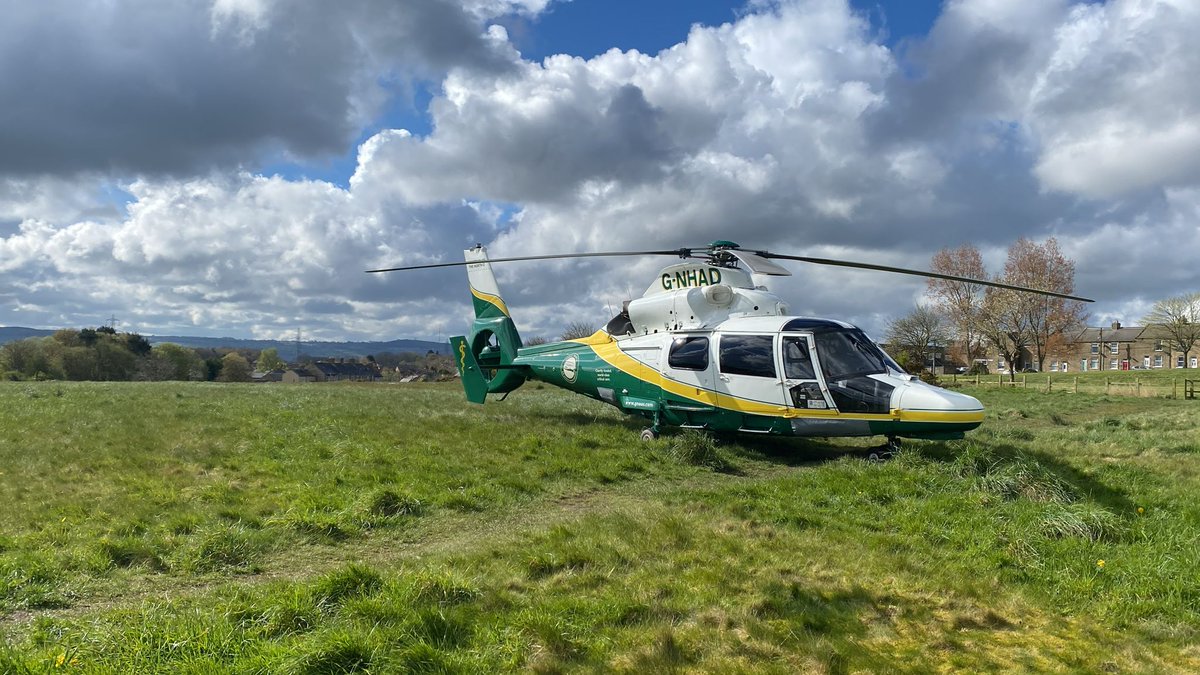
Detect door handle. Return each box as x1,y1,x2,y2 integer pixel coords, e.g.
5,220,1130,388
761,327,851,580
719,374,730,382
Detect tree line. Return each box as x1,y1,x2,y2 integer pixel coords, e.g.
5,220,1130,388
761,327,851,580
886,237,1200,379
0,327,270,382
0,328,454,383
886,237,1087,380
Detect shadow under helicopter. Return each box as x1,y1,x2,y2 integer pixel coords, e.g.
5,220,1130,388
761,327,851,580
537,409,1135,512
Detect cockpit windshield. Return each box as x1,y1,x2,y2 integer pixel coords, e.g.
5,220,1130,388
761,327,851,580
813,328,905,381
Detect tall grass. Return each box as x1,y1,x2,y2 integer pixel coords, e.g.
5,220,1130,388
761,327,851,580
1,380,1198,671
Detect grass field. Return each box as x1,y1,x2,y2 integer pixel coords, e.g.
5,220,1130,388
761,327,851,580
1,379,1198,672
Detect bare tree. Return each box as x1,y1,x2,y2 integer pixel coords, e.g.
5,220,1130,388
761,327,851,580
886,305,951,373
927,244,986,364
560,321,598,341
1143,291,1200,367
1002,237,1088,371
980,286,1033,381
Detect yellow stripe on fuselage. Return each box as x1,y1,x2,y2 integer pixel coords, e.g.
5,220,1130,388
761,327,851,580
471,288,510,317
570,334,984,424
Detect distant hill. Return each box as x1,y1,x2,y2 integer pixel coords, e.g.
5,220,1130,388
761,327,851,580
0,327,55,343
0,326,449,358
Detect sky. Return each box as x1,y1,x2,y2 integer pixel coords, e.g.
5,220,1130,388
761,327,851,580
2,0,1198,343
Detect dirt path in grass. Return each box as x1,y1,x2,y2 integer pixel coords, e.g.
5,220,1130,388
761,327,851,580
0,460,804,634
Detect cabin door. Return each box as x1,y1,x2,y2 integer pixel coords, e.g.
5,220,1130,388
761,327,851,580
779,334,833,412
714,333,790,428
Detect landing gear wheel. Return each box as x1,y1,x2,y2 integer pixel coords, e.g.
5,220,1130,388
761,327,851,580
865,438,901,463
640,428,659,442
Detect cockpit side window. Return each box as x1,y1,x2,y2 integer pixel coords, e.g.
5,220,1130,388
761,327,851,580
719,334,777,378
782,336,815,379
668,336,709,371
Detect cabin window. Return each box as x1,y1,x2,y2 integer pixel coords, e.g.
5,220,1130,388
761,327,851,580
782,336,815,379
1090,343,1099,354
668,337,709,371
1154,355,1163,368
719,334,777,378
1110,342,1119,355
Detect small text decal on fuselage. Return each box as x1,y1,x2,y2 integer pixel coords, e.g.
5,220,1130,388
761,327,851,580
661,267,722,291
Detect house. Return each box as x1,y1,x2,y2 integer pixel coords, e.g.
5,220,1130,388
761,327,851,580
308,360,382,382
252,368,286,383
974,321,1199,373
1035,321,1197,372
281,367,316,383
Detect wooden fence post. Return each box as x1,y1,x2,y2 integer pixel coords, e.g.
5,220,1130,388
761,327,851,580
1074,377,1078,394
1023,374,1027,389
1047,375,1052,393
1136,377,1141,397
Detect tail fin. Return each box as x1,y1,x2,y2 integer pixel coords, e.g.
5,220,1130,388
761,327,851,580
466,245,516,324
449,336,488,403
450,245,526,401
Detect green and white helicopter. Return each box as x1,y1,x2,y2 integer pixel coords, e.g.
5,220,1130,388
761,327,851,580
369,241,1090,451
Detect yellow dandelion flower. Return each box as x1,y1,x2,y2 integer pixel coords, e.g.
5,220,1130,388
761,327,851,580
1096,559,1105,568
55,653,66,667
1137,507,1144,515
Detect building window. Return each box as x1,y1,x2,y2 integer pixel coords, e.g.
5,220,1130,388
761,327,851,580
1154,355,1163,368
1050,362,1059,372
1177,356,1185,368
1090,358,1099,370
668,337,709,371
1110,342,1119,355
1155,339,1164,352
1091,343,1099,354
998,358,1005,370
1110,359,1119,370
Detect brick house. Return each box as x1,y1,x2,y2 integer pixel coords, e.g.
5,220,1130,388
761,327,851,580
975,321,1199,373
1047,321,1198,372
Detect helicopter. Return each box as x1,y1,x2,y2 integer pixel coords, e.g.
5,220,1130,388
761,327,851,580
368,241,1092,452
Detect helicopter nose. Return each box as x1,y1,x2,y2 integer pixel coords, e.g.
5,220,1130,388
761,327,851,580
896,381,983,413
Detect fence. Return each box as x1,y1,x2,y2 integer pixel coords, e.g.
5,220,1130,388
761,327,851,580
949,373,1191,399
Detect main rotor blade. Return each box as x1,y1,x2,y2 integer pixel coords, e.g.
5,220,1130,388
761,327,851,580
727,249,792,276
761,253,1094,302
366,248,693,273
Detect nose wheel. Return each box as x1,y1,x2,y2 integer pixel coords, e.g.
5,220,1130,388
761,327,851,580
865,436,901,462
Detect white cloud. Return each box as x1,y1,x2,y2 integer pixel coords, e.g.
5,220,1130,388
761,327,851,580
1027,0,1200,197
3,0,1199,341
